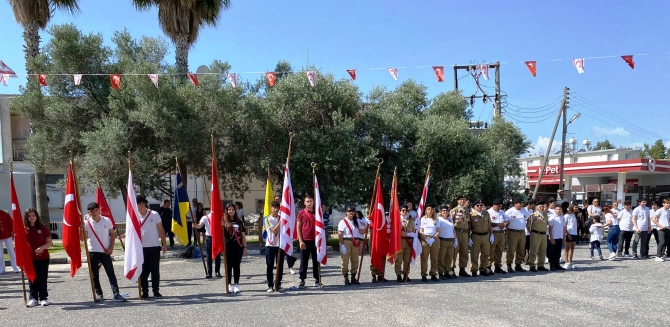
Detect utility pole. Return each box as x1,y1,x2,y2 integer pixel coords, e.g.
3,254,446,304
532,87,570,199
559,101,568,192
453,61,502,117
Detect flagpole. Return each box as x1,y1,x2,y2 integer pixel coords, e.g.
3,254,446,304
357,158,383,282
274,133,294,291
213,134,230,295
176,157,207,276
311,162,323,287
70,156,97,302
405,162,430,282
10,160,28,306
98,182,125,251
128,154,142,300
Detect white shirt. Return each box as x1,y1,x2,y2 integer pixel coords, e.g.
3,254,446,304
605,213,618,226
408,210,417,219
654,208,670,228
522,207,533,235
85,216,113,253
548,208,556,215
437,216,454,238
556,197,566,206
357,218,368,239
140,210,162,247
505,208,527,231
420,217,440,237
548,214,565,240
338,218,361,239
650,208,659,229
488,208,507,231
589,223,604,242
588,205,602,217
617,209,634,231
612,208,620,216
264,215,279,247
632,206,651,231
565,213,578,235
199,214,213,236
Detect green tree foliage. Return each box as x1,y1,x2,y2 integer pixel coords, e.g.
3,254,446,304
594,139,616,150
642,139,668,159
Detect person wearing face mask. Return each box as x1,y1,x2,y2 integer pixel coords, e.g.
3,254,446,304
338,206,363,286
469,200,493,277
437,205,456,280
487,199,508,275
450,196,471,277
419,204,441,282
395,205,416,282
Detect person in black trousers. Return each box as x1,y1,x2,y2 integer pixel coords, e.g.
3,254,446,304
263,201,284,292
136,196,168,299
85,202,126,302
297,196,319,288
24,209,52,307
223,203,247,293
157,200,174,248
192,211,222,278
617,201,635,257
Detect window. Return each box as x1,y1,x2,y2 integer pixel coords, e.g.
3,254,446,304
625,153,633,160
573,156,579,163
607,154,616,161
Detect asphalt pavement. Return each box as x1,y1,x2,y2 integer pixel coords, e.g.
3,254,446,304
1,243,668,327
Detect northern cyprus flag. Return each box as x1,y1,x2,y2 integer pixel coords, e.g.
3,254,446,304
123,169,143,282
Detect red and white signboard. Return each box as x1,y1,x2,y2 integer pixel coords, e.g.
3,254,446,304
571,185,584,192
600,184,617,192
585,184,601,192
543,165,561,175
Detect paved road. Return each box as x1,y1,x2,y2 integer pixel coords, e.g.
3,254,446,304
1,243,668,327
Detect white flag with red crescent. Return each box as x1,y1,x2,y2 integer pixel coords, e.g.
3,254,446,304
388,68,398,81
227,73,238,88
573,58,585,74
123,170,144,282
314,173,327,265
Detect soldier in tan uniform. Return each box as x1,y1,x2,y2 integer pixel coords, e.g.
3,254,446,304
527,201,550,272
394,205,415,282
450,195,471,277
469,200,493,276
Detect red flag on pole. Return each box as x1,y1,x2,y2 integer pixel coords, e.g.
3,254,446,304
63,163,82,277
266,72,277,87
346,69,357,80
524,61,537,77
95,184,116,229
432,66,444,82
38,74,48,87
187,73,199,86
110,74,121,90
387,169,401,264
621,55,635,69
279,159,296,255
210,154,224,259
369,177,387,273
123,169,143,282
412,172,429,264
10,173,36,282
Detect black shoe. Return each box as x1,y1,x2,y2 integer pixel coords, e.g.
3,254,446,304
555,266,566,271
440,273,449,280
446,273,456,279
344,276,351,286
397,275,403,283
507,265,515,273
486,268,494,276
379,275,388,282
515,265,526,272
205,275,212,279
480,270,489,277
537,267,549,271
404,275,412,282
216,272,223,278
141,292,149,300
494,267,507,274
550,267,556,271
421,276,428,282
95,293,103,302
529,267,537,272
371,275,378,283
351,274,360,285
299,279,305,288
430,275,439,281
153,292,163,299
471,271,478,277
459,269,471,277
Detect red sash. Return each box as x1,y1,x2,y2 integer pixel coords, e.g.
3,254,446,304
343,219,360,247
140,210,152,227
87,219,108,252
229,223,243,246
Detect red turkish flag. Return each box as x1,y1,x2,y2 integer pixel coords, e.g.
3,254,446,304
10,173,36,282
346,69,357,80
96,184,116,229
63,162,82,277
524,61,537,77
369,177,387,273
38,74,48,87
432,66,444,82
387,169,401,264
110,74,121,90
210,149,224,259
621,55,635,69
187,73,199,86
266,72,277,87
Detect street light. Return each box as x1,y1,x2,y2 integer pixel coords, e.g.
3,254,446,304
569,112,581,125
560,111,581,198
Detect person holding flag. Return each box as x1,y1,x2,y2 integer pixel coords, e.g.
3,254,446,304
137,195,167,299
84,202,126,302
394,205,415,282
369,178,389,283
338,206,363,286
297,195,320,288
419,204,441,282
263,201,284,292
192,210,223,279
171,169,190,246
24,209,52,307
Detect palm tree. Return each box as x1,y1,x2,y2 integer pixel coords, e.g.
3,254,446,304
8,0,80,226
133,0,232,75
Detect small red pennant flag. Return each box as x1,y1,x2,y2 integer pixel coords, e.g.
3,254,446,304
388,68,398,81
480,64,489,80
346,69,356,80
524,61,537,77
38,74,48,87
227,73,238,87
73,74,82,85
266,72,277,87
621,55,635,69
1,74,8,86
110,74,121,90
187,73,199,86
148,74,158,88
432,66,444,82
306,71,316,87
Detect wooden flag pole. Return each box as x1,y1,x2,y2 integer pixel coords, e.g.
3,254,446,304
176,158,207,276
97,182,125,251
11,160,28,306
128,154,142,300
213,135,231,295
357,158,383,282
274,133,294,291
311,162,322,286
71,156,97,302
405,162,431,282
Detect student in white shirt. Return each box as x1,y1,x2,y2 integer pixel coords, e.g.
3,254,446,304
338,206,364,286
437,205,456,279
563,204,579,268
631,199,651,259
505,197,528,273
651,199,670,261
419,204,441,282
136,196,168,299
548,207,567,270
646,202,660,256
602,205,620,260
192,210,223,279
589,216,605,260
84,202,126,302
616,201,635,257
587,199,602,219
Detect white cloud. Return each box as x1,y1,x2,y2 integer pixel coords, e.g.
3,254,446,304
532,136,562,154
592,126,630,137
665,140,670,148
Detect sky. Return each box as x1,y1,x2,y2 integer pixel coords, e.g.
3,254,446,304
1,0,669,154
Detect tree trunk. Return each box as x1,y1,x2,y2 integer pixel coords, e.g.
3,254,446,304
175,36,189,76
24,21,50,226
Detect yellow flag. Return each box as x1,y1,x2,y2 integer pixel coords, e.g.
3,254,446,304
262,178,273,240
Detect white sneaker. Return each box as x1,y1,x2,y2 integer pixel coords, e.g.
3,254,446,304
39,299,50,306
563,263,571,269
544,258,549,264
314,281,321,287
228,285,233,294
289,268,296,275
266,288,274,293
608,253,616,260
655,257,665,262
233,284,240,293
560,258,565,264
26,299,38,307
